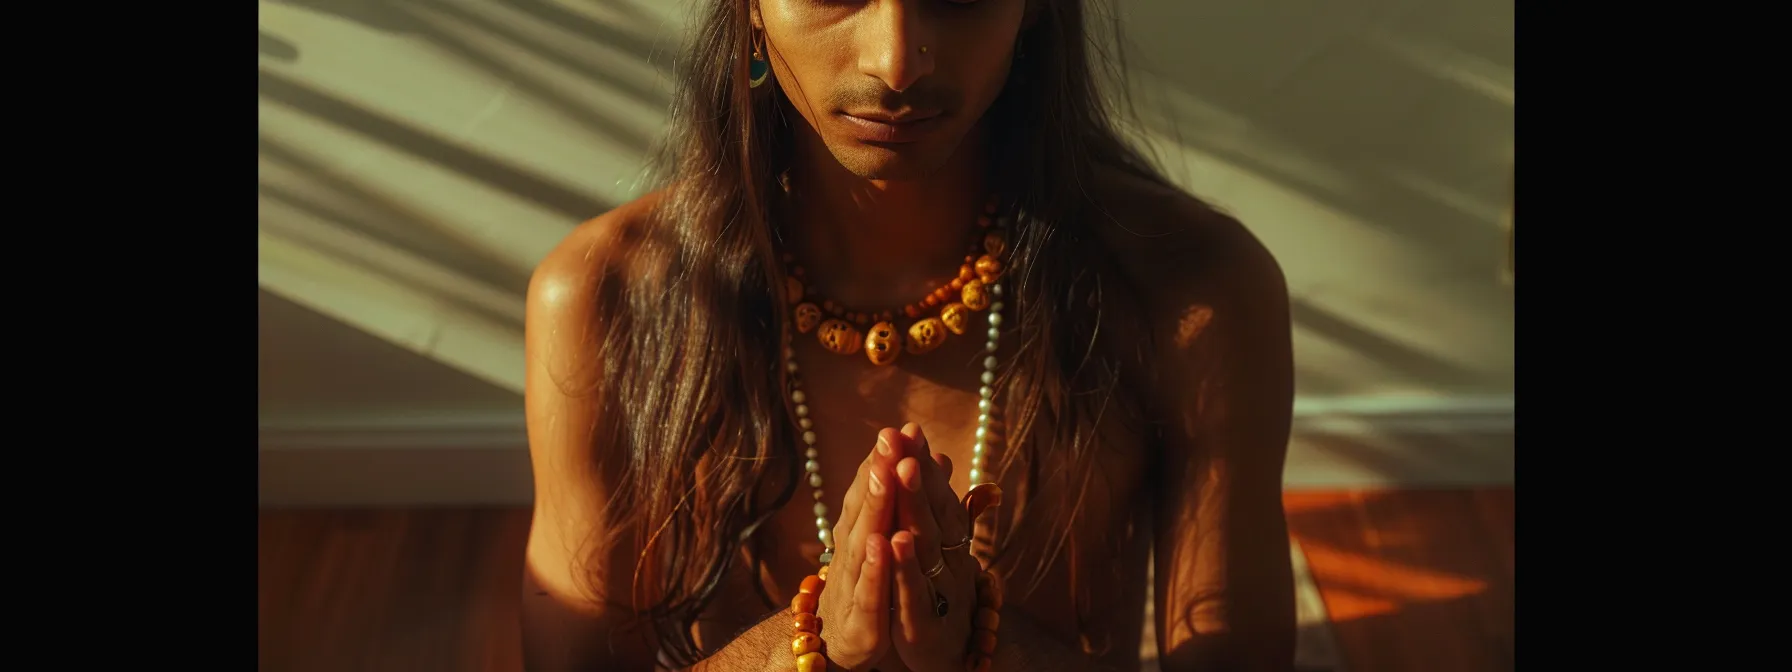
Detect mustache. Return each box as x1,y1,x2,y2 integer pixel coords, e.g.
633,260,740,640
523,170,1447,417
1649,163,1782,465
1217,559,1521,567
826,79,961,112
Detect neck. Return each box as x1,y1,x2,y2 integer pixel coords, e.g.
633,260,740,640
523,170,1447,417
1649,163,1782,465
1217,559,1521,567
783,125,989,310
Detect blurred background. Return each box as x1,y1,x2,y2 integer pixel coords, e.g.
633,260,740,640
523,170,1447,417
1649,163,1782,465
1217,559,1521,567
258,0,1513,670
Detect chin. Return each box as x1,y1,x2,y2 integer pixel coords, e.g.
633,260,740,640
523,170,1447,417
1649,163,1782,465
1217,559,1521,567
825,137,962,181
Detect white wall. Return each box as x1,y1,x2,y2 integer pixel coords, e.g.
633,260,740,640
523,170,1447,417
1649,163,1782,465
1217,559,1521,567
258,0,1512,504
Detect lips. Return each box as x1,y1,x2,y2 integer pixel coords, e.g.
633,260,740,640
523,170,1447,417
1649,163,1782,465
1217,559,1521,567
838,110,944,144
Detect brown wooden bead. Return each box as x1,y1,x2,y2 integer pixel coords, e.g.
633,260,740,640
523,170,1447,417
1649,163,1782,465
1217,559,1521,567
977,215,992,228
799,575,825,595
982,230,1008,256
786,277,805,304
939,303,970,334
961,279,991,311
782,253,795,263
964,255,977,264
792,632,822,656
796,651,827,672
959,264,976,281
791,592,818,614
933,287,952,304
906,318,948,354
967,655,991,672
794,303,823,334
975,571,1004,608
852,313,869,328
880,311,894,322
823,300,842,316
974,606,1001,630
903,304,922,319
864,322,902,366
974,255,1004,283
923,294,941,308
817,319,862,355
974,630,998,654
792,612,820,633
950,277,966,291
792,265,806,278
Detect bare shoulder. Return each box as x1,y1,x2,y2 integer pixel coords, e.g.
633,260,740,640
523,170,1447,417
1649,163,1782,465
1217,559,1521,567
1086,166,1285,302
528,190,665,325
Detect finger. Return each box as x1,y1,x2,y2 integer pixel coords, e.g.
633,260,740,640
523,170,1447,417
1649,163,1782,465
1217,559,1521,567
900,424,970,552
895,455,947,586
832,450,875,555
846,459,897,580
852,532,892,632
890,530,943,644
839,428,902,538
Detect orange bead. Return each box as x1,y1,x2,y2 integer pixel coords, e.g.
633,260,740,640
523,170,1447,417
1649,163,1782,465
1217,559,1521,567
791,591,818,614
950,277,966,291
792,632,822,656
817,565,830,581
799,575,824,595
879,311,894,322
796,651,827,672
960,265,976,280
974,630,998,654
923,294,941,308
961,280,990,311
792,612,820,633
967,654,992,672
864,321,902,366
786,277,805,304
974,606,1001,630
977,216,992,228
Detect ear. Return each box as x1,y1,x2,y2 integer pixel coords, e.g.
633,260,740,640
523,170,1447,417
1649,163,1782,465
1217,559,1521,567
750,0,764,30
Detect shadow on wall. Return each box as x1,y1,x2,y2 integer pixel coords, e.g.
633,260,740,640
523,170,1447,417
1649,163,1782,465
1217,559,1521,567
259,0,1514,406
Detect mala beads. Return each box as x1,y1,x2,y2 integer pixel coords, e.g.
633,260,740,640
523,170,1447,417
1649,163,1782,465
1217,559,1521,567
783,193,1012,367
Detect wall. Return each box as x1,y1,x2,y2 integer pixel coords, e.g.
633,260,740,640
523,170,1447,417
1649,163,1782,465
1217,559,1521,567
258,0,1513,505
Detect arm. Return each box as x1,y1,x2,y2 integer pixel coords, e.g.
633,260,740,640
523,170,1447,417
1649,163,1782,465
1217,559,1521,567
1149,226,1298,671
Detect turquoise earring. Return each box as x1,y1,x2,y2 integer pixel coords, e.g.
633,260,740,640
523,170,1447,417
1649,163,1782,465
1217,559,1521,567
750,42,769,88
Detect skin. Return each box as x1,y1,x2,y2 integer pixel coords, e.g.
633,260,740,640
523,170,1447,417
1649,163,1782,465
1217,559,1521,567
522,1,1296,670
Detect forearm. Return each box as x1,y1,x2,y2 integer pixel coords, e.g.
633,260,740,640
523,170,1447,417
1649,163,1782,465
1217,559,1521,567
684,610,794,672
989,608,1117,672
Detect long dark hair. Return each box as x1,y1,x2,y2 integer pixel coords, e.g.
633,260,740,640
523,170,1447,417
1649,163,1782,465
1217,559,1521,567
587,0,1178,664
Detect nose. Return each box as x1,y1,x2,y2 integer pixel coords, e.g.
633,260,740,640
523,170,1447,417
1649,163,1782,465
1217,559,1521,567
857,0,935,93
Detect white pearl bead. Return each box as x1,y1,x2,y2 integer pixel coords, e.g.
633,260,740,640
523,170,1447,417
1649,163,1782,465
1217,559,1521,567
809,473,823,488
970,455,984,469
975,427,986,439
806,448,819,459
981,372,994,385
992,284,1003,296
796,404,809,417
992,302,1003,312
785,347,795,359
978,399,991,411
988,327,1000,341
984,356,998,370
787,362,798,373
799,418,812,430
815,517,828,529
792,390,807,404
819,528,833,546
805,459,820,473
979,385,993,399
986,340,998,352
969,468,982,482
814,502,828,517
803,431,817,445
989,313,1003,327
978,413,989,423
812,489,824,500
973,442,984,455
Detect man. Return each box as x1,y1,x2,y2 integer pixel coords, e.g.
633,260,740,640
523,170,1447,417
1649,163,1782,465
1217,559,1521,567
521,1,1296,670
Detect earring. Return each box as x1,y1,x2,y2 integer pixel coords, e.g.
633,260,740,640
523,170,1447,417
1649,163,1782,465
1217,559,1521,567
750,40,770,88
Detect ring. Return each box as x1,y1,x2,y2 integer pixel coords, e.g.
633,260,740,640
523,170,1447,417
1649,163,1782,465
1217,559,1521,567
940,532,973,553
933,590,949,617
923,555,947,578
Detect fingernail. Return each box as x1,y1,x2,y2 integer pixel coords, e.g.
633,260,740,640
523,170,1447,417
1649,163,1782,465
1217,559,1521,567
865,538,880,563
870,470,885,495
877,432,893,456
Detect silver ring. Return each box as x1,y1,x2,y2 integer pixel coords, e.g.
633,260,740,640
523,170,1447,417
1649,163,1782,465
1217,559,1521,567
940,532,973,553
923,555,947,578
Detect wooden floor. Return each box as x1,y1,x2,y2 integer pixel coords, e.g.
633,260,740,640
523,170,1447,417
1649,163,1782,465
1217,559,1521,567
258,489,1512,672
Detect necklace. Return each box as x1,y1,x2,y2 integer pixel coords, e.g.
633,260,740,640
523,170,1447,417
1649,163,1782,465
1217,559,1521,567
781,194,1012,367
779,194,1013,564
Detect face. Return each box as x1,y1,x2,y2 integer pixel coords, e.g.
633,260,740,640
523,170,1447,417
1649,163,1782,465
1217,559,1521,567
756,0,1027,180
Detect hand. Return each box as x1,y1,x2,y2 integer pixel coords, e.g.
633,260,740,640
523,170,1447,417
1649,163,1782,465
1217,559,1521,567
886,423,980,672
813,428,907,671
